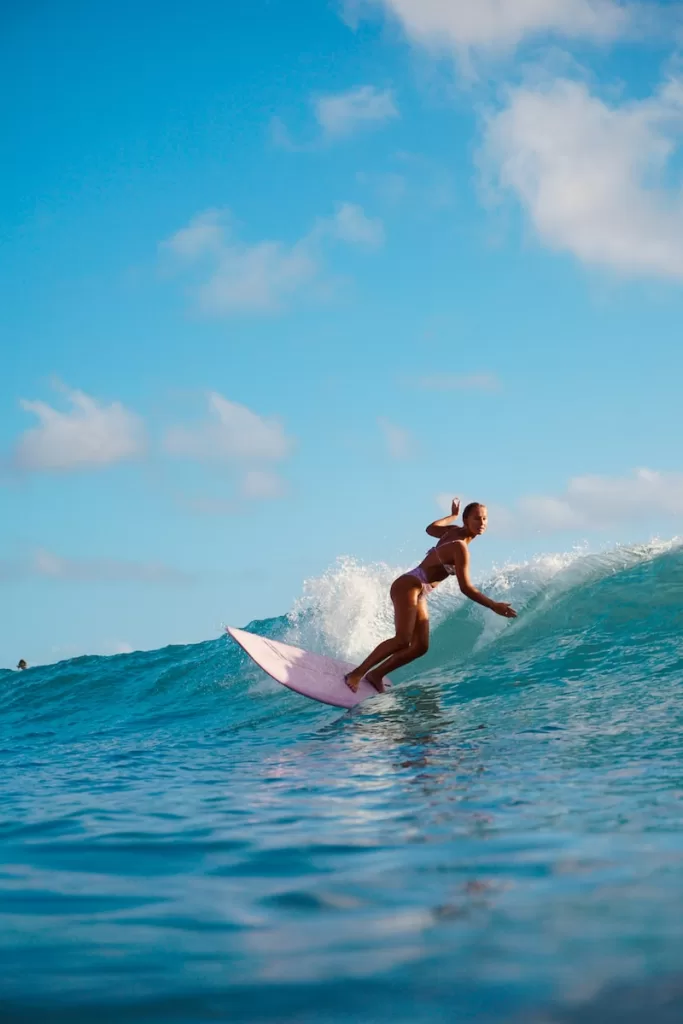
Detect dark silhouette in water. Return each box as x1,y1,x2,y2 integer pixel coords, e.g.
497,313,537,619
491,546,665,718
16,659,27,670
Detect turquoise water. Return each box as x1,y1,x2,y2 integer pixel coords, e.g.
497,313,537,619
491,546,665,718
2,542,683,1022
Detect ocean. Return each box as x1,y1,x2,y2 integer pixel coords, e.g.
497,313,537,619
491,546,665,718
2,541,683,1023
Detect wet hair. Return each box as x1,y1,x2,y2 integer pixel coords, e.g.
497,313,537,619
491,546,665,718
462,502,486,522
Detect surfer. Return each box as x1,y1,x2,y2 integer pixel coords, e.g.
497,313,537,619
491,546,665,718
345,498,517,694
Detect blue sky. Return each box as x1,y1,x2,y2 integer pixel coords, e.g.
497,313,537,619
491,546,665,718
3,0,683,666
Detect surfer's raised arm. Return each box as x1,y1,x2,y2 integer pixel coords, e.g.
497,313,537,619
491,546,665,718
452,542,517,619
426,497,462,538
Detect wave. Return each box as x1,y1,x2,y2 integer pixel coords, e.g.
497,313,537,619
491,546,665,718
2,539,682,746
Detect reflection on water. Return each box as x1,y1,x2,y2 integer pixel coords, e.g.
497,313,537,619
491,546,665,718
2,545,683,1021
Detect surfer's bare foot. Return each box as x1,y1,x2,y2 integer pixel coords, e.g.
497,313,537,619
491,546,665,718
365,671,385,694
345,670,363,693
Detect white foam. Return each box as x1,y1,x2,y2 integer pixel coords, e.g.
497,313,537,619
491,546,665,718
284,538,682,663
287,556,398,663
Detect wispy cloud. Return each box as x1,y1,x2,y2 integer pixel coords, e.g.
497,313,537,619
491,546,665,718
163,208,224,259
240,469,287,499
166,393,294,512
165,392,292,464
161,209,316,314
178,469,287,516
348,0,629,59
495,468,683,533
357,153,456,213
268,116,301,152
484,76,683,280
356,170,408,204
329,202,385,247
416,373,501,392
271,85,398,151
378,417,417,459
11,385,145,473
0,549,194,585
161,204,383,315
315,85,398,138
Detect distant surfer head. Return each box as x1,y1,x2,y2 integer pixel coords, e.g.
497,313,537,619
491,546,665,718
17,659,27,670
462,502,487,537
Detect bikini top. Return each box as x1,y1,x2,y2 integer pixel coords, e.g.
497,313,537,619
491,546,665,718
426,542,458,576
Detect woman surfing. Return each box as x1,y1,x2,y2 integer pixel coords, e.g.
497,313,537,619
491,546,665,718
345,499,517,694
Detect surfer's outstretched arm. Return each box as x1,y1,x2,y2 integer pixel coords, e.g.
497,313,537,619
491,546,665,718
426,497,461,538
453,542,517,619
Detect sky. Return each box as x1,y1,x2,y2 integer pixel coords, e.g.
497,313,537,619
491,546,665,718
3,0,683,667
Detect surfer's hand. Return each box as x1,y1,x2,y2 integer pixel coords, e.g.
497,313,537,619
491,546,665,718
493,602,517,619
451,497,461,517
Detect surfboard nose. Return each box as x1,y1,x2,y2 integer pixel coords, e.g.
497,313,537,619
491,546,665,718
226,627,388,709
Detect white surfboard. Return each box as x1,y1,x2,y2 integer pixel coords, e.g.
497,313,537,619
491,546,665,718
226,627,389,710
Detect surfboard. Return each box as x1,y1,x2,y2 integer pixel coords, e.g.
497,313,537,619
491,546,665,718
226,626,389,709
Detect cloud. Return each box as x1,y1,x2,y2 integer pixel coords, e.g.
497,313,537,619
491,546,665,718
268,116,301,152
164,392,292,464
12,385,145,473
314,85,398,138
163,208,224,259
240,469,287,499
0,549,194,585
329,202,385,247
378,417,417,459
484,76,683,279
162,209,316,314
416,373,501,392
349,0,629,57
177,471,287,516
498,468,683,533
161,205,383,315
356,170,409,204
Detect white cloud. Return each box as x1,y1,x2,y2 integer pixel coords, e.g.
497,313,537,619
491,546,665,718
378,417,417,459
329,202,385,247
200,241,316,315
164,392,292,463
351,0,628,56
500,468,683,533
162,205,383,315
315,85,398,138
484,76,683,279
240,469,287,499
25,549,193,584
13,386,145,473
417,373,501,392
163,208,224,259
162,209,316,314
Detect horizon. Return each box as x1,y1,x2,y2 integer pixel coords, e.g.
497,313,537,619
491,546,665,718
3,0,683,667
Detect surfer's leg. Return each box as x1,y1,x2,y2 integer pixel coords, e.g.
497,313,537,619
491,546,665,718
366,598,429,686
345,577,421,693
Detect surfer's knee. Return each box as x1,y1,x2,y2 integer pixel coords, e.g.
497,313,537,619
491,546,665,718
412,638,429,658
